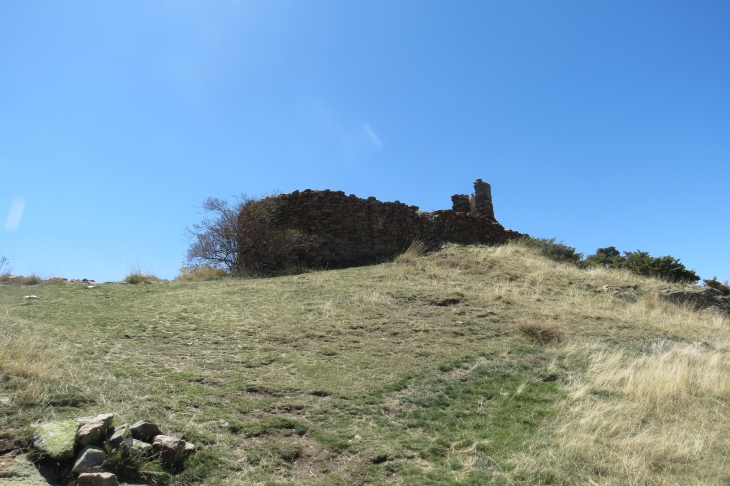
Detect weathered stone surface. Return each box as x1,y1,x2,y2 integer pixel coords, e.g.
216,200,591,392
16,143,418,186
472,179,494,219
264,180,523,267
32,420,78,460
152,435,186,465
130,421,162,443
450,194,471,213
72,445,106,474
76,414,114,447
183,441,196,455
107,424,132,452
661,285,730,315
131,439,152,454
77,472,120,486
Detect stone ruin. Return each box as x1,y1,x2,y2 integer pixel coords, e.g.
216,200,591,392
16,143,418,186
265,179,525,266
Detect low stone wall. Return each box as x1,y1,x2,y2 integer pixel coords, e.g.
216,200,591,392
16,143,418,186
267,180,524,265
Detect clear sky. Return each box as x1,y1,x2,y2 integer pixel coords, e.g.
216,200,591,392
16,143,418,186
2,1,729,283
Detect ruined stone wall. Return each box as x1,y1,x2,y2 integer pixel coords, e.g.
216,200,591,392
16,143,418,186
267,180,523,265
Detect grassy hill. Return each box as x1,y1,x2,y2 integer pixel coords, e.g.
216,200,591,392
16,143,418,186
1,242,729,485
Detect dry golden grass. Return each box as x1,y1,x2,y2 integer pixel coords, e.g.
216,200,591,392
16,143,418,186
517,318,564,344
175,265,228,281
1,241,728,484
0,273,43,285
123,265,161,284
394,239,428,264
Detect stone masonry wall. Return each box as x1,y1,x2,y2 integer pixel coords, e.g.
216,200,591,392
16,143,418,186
266,180,524,265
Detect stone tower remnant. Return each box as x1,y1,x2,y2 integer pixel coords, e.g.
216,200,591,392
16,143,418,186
450,194,471,213
472,179,495,220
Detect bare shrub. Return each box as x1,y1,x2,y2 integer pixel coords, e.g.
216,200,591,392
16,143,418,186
186,195,314,274
517,318,564,344
237,197,315,273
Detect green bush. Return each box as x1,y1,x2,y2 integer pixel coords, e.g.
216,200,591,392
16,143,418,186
581,248,700,283
516,237,583,264
519,237,701,284
579,246,620,268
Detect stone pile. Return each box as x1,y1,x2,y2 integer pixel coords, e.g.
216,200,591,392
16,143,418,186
22,413,196,486
265,179,524,266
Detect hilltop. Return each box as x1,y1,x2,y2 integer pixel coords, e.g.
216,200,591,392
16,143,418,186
1,242,729,485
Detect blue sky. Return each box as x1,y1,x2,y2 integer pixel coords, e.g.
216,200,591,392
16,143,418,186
2,1,729,282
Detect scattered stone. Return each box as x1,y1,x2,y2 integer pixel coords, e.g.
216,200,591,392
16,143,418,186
76,413,114,447
130,421,162,443
87,285,96,289
23,295,39,300
77,472,120,486
183,441,196,455
72,446,106,474
33,420,78,460
108,424,132,452
152,435,186,465
131,439,152,454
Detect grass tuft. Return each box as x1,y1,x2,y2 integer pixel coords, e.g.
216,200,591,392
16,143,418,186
394,239,428,264
124,266,160,284
517,318,564,344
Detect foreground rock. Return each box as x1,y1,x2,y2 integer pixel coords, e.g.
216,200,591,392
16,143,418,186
107,424,132,453
130,421,162,443
27,415,194,483
131,439,152,454
72,446,106,474
76,414,114,447
152,435,187,465
32,420,78,461
77,472,120,486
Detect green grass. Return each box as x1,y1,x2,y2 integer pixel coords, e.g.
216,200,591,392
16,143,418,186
1,243,728,485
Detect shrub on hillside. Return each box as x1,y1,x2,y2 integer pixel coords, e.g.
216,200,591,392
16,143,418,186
579,246,621,268
0,255,7,275
236,197,315,273
581,248,700,283
703,277,730,296
517,318,564,344
517,237,701,284
185,195,314,274
515,237,583,264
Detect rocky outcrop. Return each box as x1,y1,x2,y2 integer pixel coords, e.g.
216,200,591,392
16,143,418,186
23,413,196,485
661,285,730,315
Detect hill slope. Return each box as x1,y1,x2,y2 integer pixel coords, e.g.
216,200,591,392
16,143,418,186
1,243,729,485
